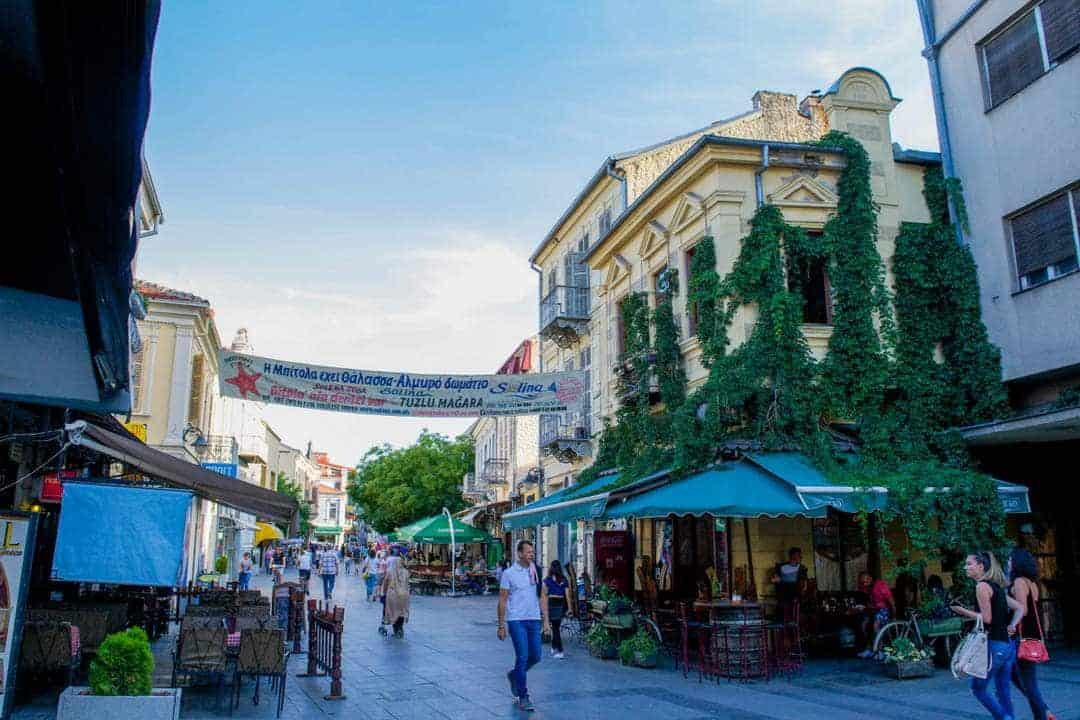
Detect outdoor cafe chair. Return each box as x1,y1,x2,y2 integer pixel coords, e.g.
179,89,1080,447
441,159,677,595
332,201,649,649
172,626,228,707
231,628,289,718
18,621,79,689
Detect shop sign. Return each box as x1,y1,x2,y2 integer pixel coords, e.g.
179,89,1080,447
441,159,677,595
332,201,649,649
0,514,38,719
202,463,238,478
123,422,147,443
218,349,587,418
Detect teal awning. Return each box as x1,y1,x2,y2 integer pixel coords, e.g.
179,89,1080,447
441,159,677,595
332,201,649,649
744,452,1031,515
502,474,617,530
602,461,826,520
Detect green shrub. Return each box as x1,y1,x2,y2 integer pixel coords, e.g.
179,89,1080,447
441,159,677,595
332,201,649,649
618,627,659,665
89,627,154,696
584,623,615,652
214,555,229,574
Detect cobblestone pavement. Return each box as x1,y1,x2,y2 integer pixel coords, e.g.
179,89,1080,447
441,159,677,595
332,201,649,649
13,568,1080,719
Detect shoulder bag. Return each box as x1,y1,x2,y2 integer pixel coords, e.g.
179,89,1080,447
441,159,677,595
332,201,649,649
1017,591,1050,664
951,615,990,679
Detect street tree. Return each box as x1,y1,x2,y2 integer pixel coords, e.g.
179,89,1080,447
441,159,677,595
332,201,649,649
348,430,473,532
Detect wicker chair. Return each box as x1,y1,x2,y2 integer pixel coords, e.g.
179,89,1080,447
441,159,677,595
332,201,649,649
232,628,289,717
18,621,79,689
172,626,228,707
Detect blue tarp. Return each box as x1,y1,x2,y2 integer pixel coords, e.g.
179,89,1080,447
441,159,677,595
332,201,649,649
52,482,193,587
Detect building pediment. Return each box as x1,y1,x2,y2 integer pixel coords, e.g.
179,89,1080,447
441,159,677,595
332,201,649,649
670,193,705,233
640,221,670,260
767,174,838,209
603,253,632,289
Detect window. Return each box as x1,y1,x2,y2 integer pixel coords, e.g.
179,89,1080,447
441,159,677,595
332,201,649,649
131,345,147,412
685,247,699,336
980,0,1080,109
788,234,832,324
188,354,205,430
579,347,591,369
599,209,612,236
615,297,626,357
1010,186,1080,290
578,232,590,253
547,268,557,296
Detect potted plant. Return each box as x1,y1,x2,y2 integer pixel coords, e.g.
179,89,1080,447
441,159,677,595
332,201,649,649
57,628,181,720
882,636,933,680
618,628,659,668
915,596,962,638
585,624,618,659
589,584,617,615
214,555,229,575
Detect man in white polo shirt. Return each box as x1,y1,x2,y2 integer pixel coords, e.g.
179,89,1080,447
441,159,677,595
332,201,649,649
497,540,549,712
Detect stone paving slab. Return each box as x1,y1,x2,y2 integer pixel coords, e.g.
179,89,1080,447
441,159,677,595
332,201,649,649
11,566,1080,719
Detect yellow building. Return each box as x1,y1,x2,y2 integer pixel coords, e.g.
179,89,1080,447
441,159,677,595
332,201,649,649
528,67,939,588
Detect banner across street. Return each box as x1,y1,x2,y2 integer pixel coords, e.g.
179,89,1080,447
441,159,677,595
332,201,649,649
218,350,587,418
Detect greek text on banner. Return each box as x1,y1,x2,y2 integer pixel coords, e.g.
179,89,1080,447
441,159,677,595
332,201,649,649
217,350,587,418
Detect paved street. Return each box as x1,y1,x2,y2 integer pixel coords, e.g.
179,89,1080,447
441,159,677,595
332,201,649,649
14,568,1079,719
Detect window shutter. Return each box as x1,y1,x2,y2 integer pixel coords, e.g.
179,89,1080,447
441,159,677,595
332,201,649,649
1011,194,1076,276
188,354,205,430
1042,0,1080,63
983,13,1043,106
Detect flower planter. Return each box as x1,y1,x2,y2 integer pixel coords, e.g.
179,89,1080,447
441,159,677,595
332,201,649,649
589,600,607,615
917,618,962,637
590,644,618,659
602,613,634,629
57,687,182,720
885,658,933,680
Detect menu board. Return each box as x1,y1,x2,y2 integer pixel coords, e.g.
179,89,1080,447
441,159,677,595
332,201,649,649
0,515,36,719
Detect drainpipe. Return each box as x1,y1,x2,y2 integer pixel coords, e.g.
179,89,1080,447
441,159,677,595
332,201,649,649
529,262,545,553
916,0,965,245
754,144,770,207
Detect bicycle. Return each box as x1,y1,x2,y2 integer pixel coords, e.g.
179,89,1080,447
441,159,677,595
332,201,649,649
872,609,965,659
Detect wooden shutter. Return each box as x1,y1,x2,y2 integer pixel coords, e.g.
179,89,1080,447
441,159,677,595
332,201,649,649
983,12,1043,107
188,354,205,430
1042,0,1080,63
1011,194,1076,276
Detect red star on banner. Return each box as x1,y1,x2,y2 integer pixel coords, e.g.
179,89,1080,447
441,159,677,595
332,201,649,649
225,365,263,399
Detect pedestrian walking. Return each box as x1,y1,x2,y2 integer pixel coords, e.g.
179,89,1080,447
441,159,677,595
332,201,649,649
1008,548,1057,720
379,550,410,638
361,548,378,601
297,545,312,592
541,560,569,658
343,547,354,576
375,550,388,597
952,551,1024,720
238,551,254,590
318,543,339,602
263,546,274,574
497,540,549,713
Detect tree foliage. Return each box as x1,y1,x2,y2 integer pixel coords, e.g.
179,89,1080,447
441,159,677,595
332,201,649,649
275,473,312,536
89,628,154,696
347,430,473,532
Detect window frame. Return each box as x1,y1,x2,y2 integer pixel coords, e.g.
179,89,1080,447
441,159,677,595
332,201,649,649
978,0,1079,111
1008,184,1080,292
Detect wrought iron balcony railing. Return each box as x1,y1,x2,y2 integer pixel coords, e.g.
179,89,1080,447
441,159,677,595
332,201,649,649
203,435,239,465
481,458,509,485
539,284,590,348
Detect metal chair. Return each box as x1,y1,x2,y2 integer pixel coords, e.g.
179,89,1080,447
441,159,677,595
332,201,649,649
768,598,804,676
232,628,289,717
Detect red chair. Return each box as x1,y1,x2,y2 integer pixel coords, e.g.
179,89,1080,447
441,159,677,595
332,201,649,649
678,603,713,682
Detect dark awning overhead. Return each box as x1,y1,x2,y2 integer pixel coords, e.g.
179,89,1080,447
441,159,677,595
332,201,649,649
68,420,297,524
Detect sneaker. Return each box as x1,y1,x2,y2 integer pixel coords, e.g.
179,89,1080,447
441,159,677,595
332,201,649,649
517,696,535,712
553,652,564,659
506,670,517,698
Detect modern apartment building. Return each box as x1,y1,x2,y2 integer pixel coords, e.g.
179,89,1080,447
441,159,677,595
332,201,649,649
918,0,1080,640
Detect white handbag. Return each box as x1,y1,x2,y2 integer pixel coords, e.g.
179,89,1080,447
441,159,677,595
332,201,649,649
952,616,990,679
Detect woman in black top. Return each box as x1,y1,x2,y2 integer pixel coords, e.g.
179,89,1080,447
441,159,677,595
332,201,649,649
952,551,1024,720
1008,549,1056,720
540,561,569,659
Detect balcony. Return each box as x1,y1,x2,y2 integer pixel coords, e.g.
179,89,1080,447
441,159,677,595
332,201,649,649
481,458,509,485
238,432,269,464
539,284,590,349
539,413,592,462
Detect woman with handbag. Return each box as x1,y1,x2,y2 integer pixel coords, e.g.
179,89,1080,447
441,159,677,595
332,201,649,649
952,551,1024,720
1007,549,1056,720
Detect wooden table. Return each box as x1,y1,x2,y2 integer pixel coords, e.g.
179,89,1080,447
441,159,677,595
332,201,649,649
693,600,762,624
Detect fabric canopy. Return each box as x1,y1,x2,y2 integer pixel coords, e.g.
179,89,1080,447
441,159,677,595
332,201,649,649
602,461,826,520
52,482,192,587
68,420,297,524
397,515,492,544
744,453,1032,515
255,522,284,544
502,474,617,530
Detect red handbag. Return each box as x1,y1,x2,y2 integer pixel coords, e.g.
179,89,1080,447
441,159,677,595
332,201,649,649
1017,595,1050,664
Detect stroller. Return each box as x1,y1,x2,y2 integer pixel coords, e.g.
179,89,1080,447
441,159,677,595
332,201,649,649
377,592,405,638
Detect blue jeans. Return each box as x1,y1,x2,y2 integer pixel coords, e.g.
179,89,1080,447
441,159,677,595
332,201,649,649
321,573,336,600
971,639,1016,720
238,572,251,590
507,620,542,699
365,574,378,600
1012,655,1049,720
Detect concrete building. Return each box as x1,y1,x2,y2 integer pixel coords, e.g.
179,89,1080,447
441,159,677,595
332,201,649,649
918,0,1080,640
311,451,349,546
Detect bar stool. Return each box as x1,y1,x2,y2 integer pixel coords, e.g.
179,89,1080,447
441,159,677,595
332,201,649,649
678,603,713,682
768,598,804,676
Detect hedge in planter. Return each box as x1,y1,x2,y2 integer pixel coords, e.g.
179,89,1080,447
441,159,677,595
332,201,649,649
585,624,618,659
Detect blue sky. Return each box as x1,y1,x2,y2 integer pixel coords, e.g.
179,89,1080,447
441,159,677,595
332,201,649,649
140,1,938,464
